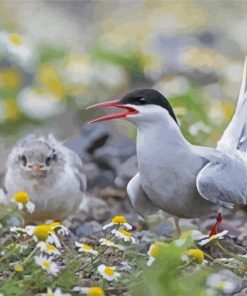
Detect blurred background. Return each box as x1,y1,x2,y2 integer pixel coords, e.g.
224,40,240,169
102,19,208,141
0,0,247,225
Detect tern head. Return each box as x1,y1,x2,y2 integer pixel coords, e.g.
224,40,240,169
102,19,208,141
87,89,177,125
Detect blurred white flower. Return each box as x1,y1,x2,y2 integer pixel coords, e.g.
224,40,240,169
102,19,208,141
37,242,61,256
111,229,136,243
99,238,124,250
189,121,211,136
174,230,207,247
34,255,60,276
97,264,121,281
75,242,98,256
154,76,190,98
38,287,70,296
207,273,237,293
0,32,33,67
73,286,104,296
198,230,228,246
18,88,66,120
103,215,132,230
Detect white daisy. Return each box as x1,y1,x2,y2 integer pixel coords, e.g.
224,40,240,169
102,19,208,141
72,286,104,296
34,255,60,276
38,287,71,296
99,238,124,250
103,215,132,230
198,230,228,246
97,264,121,281
75,242,98,256
12,192,35,213
207,273,237,293
111,229,136,243
37,242,61,256
25,224,61,248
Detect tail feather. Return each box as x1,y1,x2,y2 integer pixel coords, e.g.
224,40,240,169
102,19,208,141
217,57,247,152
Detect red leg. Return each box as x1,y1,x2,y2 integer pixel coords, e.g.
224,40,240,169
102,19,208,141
209,212,222,237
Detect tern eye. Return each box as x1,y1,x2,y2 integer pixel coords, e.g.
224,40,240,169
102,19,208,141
139,97,147,105
21,155,27,166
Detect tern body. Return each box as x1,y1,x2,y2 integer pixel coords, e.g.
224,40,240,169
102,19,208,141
135,115,213,218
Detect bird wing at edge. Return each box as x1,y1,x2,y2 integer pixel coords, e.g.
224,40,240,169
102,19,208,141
195,58,247,207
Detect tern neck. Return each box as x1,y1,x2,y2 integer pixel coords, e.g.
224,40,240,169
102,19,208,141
136,116,189,152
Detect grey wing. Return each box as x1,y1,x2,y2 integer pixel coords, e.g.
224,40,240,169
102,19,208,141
127,173,159,217
66,148,87,193
196,154,247,208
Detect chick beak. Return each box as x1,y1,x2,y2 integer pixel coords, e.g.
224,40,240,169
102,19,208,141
27,164,45,176
87,100,139,123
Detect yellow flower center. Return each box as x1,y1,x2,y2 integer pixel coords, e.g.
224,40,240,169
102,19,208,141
34,225,52,241
82,244,92,251
13,192,29,204
14,264,23,272
112,216,127,224
49,222,61,228
46,293,55,296
104,267,114,276
216,281,226,290
9,34,22,46
88,287,104,296
119,230,132,237
42,261,51,270
150,244,160,257
186,249,204,261
45,244,57,251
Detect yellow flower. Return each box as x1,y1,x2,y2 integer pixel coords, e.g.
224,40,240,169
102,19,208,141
0,68,22,88
38,64,65,99
26,224,61,248
103,215,132,230
73,287,104,296
12,192,35,213
14,264,23,272
186,249,204,262
4,99,20,121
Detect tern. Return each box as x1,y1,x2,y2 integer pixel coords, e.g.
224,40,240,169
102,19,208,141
88,59,247,235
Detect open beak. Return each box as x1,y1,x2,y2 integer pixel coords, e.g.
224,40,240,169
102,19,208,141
87,100,139,123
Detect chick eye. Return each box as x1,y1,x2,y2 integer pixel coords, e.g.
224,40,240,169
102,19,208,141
21,155,27,166
139,97,147,105
45,157,52,166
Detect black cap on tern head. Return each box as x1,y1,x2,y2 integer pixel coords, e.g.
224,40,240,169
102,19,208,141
120,89,177,123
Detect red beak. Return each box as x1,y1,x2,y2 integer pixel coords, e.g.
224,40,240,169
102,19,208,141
87,100,139,123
